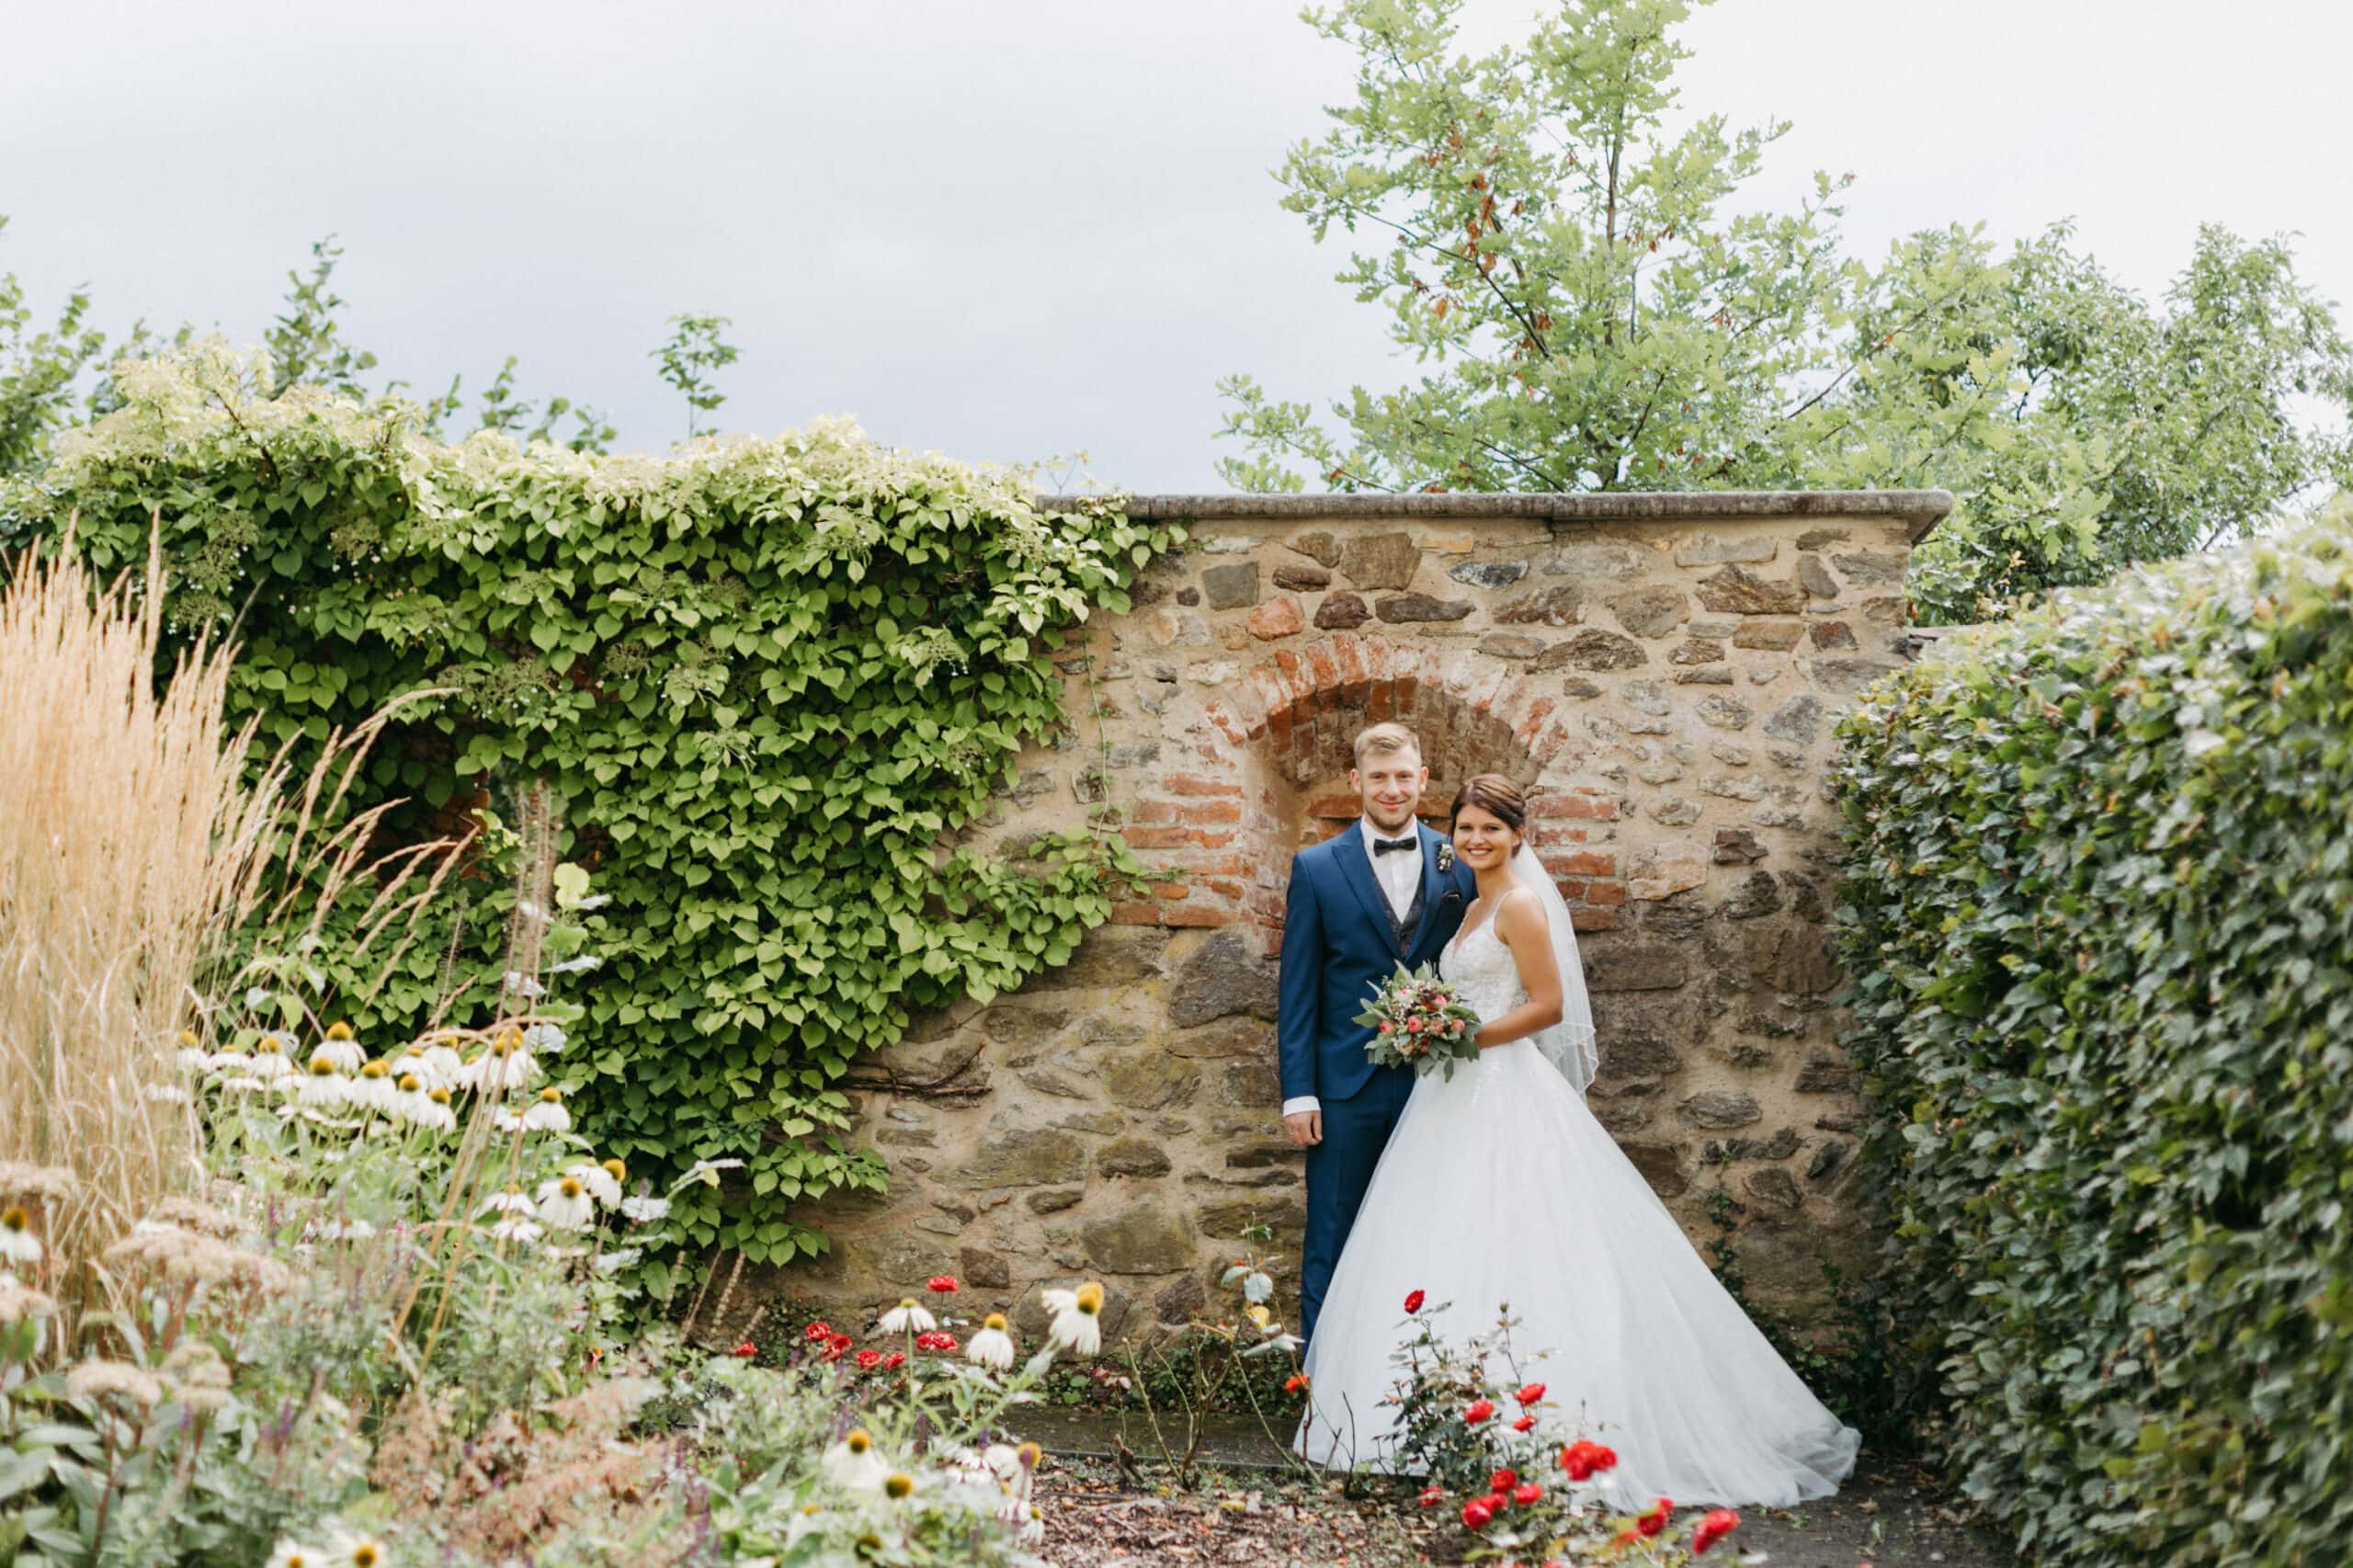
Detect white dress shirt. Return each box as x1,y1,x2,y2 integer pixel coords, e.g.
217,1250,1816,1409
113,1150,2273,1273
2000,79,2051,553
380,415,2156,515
1283,819,1421,1119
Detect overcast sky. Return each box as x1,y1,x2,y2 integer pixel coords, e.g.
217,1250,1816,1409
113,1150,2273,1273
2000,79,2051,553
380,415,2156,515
5,0,2347,492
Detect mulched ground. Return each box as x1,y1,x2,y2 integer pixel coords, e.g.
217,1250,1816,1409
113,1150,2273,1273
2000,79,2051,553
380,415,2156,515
1033,1452,2013,1568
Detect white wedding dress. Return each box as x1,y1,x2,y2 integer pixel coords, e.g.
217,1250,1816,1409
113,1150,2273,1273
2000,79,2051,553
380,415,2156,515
1296,888,1860,1507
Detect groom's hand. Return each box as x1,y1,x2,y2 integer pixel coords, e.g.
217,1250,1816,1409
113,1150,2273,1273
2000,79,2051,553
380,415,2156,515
1283,1108,1322,1147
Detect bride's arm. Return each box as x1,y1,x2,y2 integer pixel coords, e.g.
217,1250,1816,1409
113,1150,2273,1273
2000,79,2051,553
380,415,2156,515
1475,888,1565,1049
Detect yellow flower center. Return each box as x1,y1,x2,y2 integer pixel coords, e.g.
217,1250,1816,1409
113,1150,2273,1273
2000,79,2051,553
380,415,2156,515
1075,1280,1104,1315
326,1021,355,1040
398,1074,422,1093
983,1312,1007,1332
1,1206,26,1234
352,1546,381,1568
256,1037,282,1053
177,1028,198,1047
601,1157,626,1181
309,1056,336,1075
497,1028,522,1054
428,1087,452,1105
1017,1441,1041,1468
361,1061,388,1078
846,1429,872,1453
899,1297,916,1309
883,1472,915,1499
539,1086,563,1103
559,1177,583,1199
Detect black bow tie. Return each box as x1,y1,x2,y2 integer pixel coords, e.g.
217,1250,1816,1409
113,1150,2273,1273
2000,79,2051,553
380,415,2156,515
1372,835,1418,855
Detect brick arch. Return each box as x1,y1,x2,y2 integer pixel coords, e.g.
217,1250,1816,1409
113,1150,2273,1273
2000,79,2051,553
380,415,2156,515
1113,632,1625,947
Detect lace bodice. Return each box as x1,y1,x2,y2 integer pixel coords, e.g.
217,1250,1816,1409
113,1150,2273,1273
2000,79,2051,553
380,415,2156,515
1439,916,1527,1028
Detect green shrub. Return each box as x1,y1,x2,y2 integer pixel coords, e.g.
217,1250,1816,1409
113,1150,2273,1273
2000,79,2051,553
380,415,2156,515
1,343,1180,1269
1831,506,2353,1564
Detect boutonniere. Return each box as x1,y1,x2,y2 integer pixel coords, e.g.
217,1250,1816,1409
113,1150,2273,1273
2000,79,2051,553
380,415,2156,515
1436,842,1456,873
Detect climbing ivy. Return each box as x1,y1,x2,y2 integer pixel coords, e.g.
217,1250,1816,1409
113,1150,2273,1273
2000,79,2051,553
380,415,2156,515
3,341,1182,1266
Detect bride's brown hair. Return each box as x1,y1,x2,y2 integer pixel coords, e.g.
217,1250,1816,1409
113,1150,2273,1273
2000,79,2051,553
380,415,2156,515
1449,773,1527,835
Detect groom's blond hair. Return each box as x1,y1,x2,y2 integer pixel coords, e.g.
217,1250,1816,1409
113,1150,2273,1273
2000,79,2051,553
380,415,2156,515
1352,722,1423,767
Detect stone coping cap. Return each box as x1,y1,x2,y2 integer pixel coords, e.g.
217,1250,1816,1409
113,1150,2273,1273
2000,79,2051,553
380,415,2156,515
1040,489,1955,543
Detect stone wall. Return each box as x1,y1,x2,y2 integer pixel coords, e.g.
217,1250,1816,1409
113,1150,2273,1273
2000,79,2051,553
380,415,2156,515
770,492,1951,1346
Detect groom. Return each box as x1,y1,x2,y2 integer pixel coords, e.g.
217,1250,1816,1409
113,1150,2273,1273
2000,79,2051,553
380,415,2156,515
1278,722,1478,1346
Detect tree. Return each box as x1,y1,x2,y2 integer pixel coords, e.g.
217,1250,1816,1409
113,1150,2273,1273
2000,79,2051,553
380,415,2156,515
1218,0,2353,621
652,312,740,440
0,217,108,478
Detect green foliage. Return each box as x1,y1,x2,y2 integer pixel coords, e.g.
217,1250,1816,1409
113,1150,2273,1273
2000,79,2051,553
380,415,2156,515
0,217,109,480
653,312,740,439
3,345,1180,1267
1221,0,2353,622
1830,505,2353,1563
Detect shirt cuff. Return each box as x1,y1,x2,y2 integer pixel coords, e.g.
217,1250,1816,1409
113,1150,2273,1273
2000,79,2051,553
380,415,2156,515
1281,1096,1322,1117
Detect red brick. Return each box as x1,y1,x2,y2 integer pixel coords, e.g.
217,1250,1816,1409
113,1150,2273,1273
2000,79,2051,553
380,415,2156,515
1161,904,1234,928
1546,850,1617,877
1165,771,1242,798
1201,878,1244,900
1178,800,1242,825
1531,793,1618,822
1581,880,1628,907
1570,907,1618,932
1529,824,1587,847
1110,903,1162,926
1120,825,1195,850
1307,791,1358,820
1149,881,1189,900
1131,800,1179,824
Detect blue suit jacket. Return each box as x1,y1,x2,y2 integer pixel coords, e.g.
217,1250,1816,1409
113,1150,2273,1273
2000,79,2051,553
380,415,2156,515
1278,820,1479,1106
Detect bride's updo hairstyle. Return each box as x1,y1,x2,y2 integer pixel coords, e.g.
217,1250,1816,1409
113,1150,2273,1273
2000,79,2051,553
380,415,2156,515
1449,773,1528,841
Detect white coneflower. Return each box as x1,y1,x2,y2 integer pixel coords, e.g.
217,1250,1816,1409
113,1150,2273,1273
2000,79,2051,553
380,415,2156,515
479,1187,534,1219
523,1022,568,1054
418,1042,464,1085
330,1530,387,1568
881,1471,916,1502
1044,1281,1105,1356
351,1059,396,1113
314,1022,365,1074
966,1313,1016,1371
567,1160,620,1208
593,1247,641,1273
683,1157,745,1187
492,1107,527,1134
521,1086,571,1133
247,1036,294,1077
313,1218,375,1241
142,1083,189,1104
215,1074,269,1096
413,1085,457,1131
489,1216,543,1246
390,1073,428,1123
467,1028,539,1092
619,1194,670,1223
536,1174,594,1232
820,1427,892,1490
1018,1504,1045,1545
876,1297,937,1335
176,1029,209,1074
265,1540,324,1568
297,1056,348,1108
0,1205,40,1266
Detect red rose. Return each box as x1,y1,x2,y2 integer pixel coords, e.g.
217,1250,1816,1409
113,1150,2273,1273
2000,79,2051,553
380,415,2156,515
1514,1382,1545,1406
1636,1498,1672,1537
1488,1468,1518,1494
803,1321,832,1342
1561,1439,1615,1481
1284,1373,1310,1395
1417,1484,1444,1509
1612,1528,1640,1548
1404,1290,1425,1314
1463,1399,1495,1425
1593,1444,1618,1471
1692,1508,1740,1555
732,1342,757,1358
1512,1415,1537,1432
855,1348,881,1370
931,1333,959,1352
926,1275,959,1294
1461,1497,1495,1531
1379,1020,1394,1034
1512,1483,1543,1506
882,1351,905,1369
1405,1017,1425,1033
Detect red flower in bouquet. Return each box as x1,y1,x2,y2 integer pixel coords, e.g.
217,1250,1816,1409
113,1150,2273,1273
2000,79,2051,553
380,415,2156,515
1636,1498,1672,1537
1514,1381,1546,1406
1461,1497,1495,1530
1463,1399,1495,1425
1378,1020,1394,1033
1417,1484,1444,1508
1692,1508,1740,1555
1404,1289,1426,1314
926,1275,959,1293
1405,1016,1425,1033
1488,1468,1518,1494
1512,1483,1544,1506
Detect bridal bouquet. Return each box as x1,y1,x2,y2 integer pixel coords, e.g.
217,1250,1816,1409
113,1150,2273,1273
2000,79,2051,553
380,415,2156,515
1355,963,1483,1080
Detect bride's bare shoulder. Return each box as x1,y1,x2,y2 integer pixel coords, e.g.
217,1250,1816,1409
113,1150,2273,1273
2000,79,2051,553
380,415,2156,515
1493,881,1547,935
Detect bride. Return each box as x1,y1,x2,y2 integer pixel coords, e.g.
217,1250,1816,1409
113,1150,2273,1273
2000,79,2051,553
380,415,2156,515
1296,773,1860,1507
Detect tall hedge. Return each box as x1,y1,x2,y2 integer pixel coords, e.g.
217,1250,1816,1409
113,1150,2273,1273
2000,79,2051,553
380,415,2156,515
1832,507,2353,1564
0,343,1180,1270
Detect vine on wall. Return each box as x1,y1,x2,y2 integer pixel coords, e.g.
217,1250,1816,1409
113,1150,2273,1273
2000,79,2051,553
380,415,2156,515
3,342,1183,1269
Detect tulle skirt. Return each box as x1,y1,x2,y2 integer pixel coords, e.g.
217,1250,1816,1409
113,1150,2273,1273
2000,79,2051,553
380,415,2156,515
1297,1040,1859,1508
